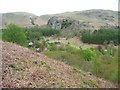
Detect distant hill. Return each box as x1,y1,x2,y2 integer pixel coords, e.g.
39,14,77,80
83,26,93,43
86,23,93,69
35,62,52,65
47,9,118,37
0,12,48,29
1,41,117,88
0,9,118,31
47,9,118,29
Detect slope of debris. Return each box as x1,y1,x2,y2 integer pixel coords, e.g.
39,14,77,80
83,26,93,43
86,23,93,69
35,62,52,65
1,41,117,88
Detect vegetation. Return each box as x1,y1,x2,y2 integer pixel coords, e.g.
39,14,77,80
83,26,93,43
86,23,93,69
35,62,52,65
0,30,2,40
24,27,60,41
44,43,118,83
9,64,23,71
82,29,119,45
2,24,27,46
1,10,119,88
2,24,118,84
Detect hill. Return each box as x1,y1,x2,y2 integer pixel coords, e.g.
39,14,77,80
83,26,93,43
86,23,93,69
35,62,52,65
1,41,117,88
47,9,118,36
0,12,48,29
0,9,118,30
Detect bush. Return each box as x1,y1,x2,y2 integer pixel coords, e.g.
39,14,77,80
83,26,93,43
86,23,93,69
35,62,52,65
82,29,119,45
26,30,42,41
91,59,102,75
48,43,58,51
66,45,80,54
40,29,60,36
80,49,96,61
3,24,27,46
25,27,60,41
44,45,118,83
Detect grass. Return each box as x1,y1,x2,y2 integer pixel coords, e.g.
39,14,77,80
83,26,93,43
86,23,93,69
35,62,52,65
79,85,87,89
96,54,118,83
44,45,118,84
0,30,2,41
44,50,88,70
85,80,98,87
9,64,23,71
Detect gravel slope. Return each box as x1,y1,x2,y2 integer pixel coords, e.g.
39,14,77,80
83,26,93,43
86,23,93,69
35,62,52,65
1,41,117,88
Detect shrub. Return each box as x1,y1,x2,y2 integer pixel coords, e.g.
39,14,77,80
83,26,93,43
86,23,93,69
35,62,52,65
3,24,27,46
49,43,58,51
82,29,119,45
80,49,95,61
91,59,102,75
66,45,80,54
25,27,60,41
40,29,60,36
110,68,118,83
34,41,40,48
9,64,23,71
26,30,42,41
44,45,118,83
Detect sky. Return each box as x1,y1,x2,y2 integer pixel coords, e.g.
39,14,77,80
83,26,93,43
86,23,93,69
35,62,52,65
0,0,118,16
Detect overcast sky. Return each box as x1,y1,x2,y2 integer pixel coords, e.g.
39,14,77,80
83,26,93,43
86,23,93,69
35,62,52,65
0,0,118,16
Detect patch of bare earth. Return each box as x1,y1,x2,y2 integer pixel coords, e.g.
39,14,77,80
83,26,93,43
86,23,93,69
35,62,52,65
1,41,117,88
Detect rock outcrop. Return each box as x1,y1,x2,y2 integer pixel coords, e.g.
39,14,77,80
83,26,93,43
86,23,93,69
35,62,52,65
47,17,93,31
47,9,118,32
1,9,118,32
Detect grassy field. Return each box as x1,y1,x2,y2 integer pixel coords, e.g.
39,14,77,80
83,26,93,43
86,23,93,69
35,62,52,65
45,37,100,49
44,39,118,84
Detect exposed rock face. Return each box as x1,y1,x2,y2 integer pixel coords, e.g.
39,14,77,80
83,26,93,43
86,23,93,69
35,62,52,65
69,21,95,31
1,10,118,30
47,17,62,29
47,10,118,33
47,17,95,32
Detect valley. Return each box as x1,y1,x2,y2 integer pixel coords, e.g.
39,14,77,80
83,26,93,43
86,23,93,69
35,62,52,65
0,9,119,88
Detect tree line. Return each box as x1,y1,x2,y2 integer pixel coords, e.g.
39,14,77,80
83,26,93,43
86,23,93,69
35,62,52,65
82,29,119,45
2,24,60,46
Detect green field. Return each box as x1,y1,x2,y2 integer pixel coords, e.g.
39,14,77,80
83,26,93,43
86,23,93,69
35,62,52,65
44,44,118,84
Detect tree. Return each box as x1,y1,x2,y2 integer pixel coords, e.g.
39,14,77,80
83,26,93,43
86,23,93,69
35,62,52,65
3,24,27,46
82,29,119,45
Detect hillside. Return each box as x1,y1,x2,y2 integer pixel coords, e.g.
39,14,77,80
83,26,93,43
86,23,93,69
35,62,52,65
47,10,118,36
0,12,48,29
1,41,117,88
0,9,118,30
